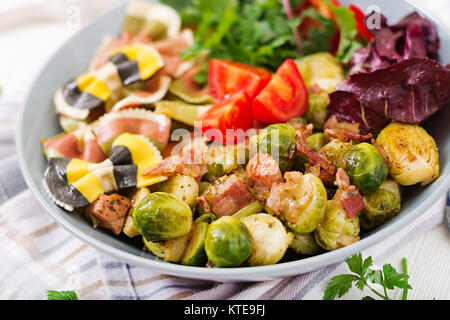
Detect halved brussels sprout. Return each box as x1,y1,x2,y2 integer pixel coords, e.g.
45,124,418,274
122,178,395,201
123,187,151,238
319,139,353,166
304,90,330,129
341,142,388,194
290,232,322,255
143,234,190,263
181,215,215,266
295,52,345,93
205,216,253,267
251,123,297,172
241,214,294,266
158,175,199,207
360,180,401,230
376,123,439,186
279,173,327,235
306,132,330,152
315,200,360,251
132,192,193,242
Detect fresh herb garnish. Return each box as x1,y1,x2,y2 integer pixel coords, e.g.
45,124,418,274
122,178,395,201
47,290,78,300
324,253,412,300
165,0,340,74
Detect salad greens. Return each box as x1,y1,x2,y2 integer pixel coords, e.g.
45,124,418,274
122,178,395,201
324,253,412,300
162,0,363,80
326,1,365,63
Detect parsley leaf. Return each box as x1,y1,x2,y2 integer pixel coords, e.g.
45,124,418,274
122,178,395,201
174,0,338,76
323,274,358,300
324,254,412,300
47,290,78,300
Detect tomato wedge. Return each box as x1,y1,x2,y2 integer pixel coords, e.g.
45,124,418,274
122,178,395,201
196,91,253,144
209,59,272,102
252,59,308,124
349,4,373,41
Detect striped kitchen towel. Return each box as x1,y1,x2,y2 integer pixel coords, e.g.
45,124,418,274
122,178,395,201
0,154,446,299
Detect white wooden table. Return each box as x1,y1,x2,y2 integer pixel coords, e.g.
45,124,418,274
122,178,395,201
0,0,448,299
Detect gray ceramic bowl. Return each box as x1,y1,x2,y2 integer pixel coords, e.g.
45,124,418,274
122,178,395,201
16,0,450,281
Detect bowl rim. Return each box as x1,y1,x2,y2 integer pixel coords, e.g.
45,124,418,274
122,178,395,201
15,0,450,281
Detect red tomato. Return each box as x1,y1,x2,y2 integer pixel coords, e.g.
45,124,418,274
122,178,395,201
252,59,308,124
208,59,272,101
349,4,373,40
196,91,253,144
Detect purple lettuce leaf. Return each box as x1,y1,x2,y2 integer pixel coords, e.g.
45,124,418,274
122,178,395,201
328,58,450,133
349,12,440,74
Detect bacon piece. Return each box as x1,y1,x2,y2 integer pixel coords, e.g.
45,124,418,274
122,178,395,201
85,194,131,235
245,153,283,191
296,138,337,185
334,169,365,218
341,193,365,218
143,138,208,180
197,174,253,217
324,115,373,142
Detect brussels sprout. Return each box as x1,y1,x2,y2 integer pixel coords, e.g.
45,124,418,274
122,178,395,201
295,52,344,129
132,192,193,242
181,215,214,266
360,180,401,230
204,144,247,182
266,173,327,235
241,214,294,266
304,90,330,129
158,175,199,207
315,200,360,251
143,234,190,263
252,123,297,172
290,232,322,255
376,123,439,186
205,216,253,267
295,52,345,93
306,132,330,152
232,201,264,220
319,139,353,166
341,142,388,194
286,173,327,234
123,187,151,238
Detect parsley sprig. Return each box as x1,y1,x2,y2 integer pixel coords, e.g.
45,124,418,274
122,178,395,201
324,253,412,300
47,290,78,300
